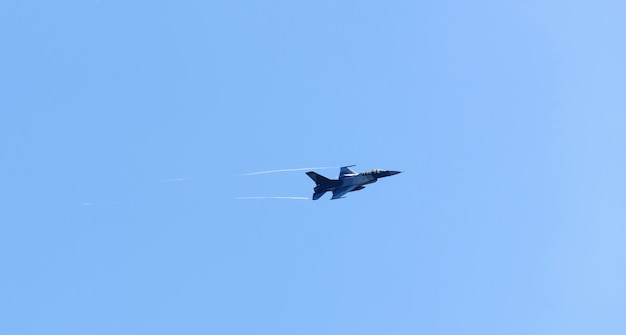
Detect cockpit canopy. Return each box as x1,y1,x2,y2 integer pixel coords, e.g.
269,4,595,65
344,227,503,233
362,169,385,175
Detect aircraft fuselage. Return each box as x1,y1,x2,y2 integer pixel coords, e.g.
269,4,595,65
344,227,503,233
306,166,401,200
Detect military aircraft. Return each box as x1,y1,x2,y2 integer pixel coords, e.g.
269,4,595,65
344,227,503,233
306,165,402,200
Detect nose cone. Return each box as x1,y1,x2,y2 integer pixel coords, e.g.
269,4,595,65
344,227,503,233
376,170,401,178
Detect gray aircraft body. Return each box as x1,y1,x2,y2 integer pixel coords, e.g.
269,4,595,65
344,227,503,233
306,166,402,200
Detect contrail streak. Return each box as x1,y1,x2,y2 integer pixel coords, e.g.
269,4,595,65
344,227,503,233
79,201,119,206
159,178,189,182
236,196,309,200
242,166,338,176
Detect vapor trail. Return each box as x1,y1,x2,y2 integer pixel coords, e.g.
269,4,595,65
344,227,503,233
159,178,191,182
236,196,309,200
79,201,119,206
242,166,338,176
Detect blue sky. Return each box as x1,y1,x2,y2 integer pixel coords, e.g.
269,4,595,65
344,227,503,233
1,1,625,334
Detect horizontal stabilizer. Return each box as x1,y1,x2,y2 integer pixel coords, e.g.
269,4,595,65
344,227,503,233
312,190,327,200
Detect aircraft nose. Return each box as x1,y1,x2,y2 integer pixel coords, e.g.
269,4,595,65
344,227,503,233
388,170,402,176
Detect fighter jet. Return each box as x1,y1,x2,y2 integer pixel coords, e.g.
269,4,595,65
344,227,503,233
306,165,402,200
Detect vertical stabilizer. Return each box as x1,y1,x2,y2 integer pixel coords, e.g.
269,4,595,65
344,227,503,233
306,171,331,185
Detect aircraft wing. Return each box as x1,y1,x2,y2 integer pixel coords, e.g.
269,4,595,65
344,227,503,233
338,165,357,179
331,185,358,199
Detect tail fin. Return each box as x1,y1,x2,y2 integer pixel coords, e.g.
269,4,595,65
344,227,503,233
306,171,331,185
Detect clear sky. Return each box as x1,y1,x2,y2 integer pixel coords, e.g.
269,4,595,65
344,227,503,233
1,1,625,334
